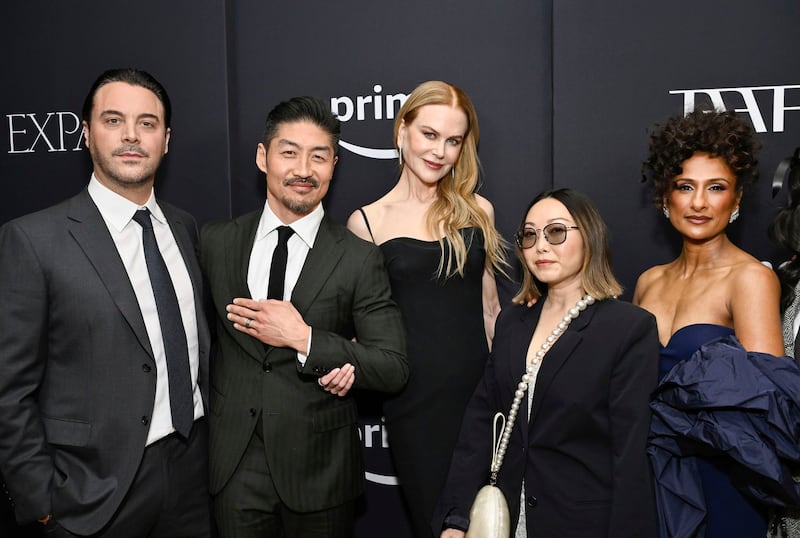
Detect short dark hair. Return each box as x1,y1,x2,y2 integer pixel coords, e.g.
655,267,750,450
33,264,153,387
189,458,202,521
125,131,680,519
513,188,622,303
643,107,760,206
262,96,340,155
82,68,172,128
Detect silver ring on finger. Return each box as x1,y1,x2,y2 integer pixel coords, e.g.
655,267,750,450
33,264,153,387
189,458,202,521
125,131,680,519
245,318,253,329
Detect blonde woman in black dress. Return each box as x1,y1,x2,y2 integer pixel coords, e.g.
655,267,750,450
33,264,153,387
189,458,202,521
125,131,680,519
347,80,506,538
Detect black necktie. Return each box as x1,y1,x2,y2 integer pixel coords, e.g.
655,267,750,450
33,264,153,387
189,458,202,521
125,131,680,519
268,226,294,300
132,209,194,438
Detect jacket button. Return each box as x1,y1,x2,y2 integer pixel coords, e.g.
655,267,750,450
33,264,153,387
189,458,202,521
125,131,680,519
527,496,537,507
249,408,257,417
142,364,152,373
141,416,150,425
262,362,272,373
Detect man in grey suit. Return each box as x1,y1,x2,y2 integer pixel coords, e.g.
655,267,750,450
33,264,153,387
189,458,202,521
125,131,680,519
0,68,211,537
201,96,408,538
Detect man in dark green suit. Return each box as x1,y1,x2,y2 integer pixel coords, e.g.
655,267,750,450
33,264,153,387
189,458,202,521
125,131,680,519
201,96,408,538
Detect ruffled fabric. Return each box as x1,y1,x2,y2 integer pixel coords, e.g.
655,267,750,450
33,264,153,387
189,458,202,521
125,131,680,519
649,335,800,538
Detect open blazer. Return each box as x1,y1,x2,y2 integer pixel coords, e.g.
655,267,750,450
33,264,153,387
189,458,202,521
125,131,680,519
433,298,659,538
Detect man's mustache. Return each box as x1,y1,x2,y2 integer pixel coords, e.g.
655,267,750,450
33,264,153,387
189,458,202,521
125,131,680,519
284,177,319,188
112,145,150,157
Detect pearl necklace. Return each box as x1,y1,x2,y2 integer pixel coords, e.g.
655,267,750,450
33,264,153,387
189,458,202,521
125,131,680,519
488,294,596,482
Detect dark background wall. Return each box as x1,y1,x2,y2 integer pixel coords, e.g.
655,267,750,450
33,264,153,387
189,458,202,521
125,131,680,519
1,1,798,536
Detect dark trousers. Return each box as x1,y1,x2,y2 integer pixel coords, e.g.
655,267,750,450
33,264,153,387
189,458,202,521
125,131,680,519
47,419,211,538
214,421,354,538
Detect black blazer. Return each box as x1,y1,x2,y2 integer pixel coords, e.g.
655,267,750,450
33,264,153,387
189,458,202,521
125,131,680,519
200,210,408,512
0,189,210,535
434,298,659,538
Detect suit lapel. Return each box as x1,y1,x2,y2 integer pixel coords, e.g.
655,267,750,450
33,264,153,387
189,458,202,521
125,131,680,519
66,190,155,359
506,305,541,448
529,299,598,426
290,215,344,316
223,212,263,361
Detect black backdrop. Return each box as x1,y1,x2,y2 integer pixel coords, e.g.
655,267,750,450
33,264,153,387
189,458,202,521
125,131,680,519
2,1,798,536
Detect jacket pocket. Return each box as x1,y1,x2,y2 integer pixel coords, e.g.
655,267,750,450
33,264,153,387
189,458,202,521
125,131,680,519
41,417,91,447
312,403,357,432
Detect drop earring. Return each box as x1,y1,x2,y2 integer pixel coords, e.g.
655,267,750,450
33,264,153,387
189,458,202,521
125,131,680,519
662,206,670,219
398,145,403,167
729,206,740,223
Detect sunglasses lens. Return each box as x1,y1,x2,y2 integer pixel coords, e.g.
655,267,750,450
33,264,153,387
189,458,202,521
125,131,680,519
517,229,537,249
545,224,568,244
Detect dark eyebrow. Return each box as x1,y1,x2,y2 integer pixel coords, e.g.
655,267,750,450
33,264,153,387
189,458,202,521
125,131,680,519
277,139,333,154
99,110,161,123
674,177,733,183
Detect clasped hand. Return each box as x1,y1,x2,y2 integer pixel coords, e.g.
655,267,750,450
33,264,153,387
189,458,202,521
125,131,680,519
226,297,355,396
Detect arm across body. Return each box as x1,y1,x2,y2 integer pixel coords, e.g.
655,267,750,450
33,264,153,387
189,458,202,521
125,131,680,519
304,245,408,393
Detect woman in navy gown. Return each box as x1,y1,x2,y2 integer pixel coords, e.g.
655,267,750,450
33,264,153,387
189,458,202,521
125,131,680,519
347,81,507,538
634,108,785,537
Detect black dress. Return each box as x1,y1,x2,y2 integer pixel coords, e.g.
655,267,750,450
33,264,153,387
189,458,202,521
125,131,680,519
363,215,489,538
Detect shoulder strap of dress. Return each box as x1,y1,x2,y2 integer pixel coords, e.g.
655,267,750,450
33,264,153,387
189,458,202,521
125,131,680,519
357,207,376,244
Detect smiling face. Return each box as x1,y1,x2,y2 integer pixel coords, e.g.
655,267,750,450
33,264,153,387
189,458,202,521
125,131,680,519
396,104,468,186
522,197,585,293
257,120,338,223
664,152,741,242
83,81,170,202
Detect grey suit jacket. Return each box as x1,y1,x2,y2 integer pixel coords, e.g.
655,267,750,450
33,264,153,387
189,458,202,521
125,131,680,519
0,189,210,535
200,210,407,512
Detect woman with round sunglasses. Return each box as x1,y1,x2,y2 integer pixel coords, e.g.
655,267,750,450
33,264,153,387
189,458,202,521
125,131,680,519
634,108,797,538
434,188,659,538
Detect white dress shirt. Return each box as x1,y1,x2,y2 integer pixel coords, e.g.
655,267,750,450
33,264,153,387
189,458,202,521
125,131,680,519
88,176,204,445
247,201,323,362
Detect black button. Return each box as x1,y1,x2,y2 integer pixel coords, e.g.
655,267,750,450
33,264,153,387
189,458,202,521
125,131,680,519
262,362,272,373
141,416,150,425
526,496,537,507
142,364,152,373
249,408,257,417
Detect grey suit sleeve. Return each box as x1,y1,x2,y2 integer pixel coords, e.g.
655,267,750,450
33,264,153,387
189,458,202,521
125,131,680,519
0,221,54,523
305,245,408,393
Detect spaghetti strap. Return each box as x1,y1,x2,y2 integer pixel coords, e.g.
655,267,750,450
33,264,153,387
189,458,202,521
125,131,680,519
357,207,376,244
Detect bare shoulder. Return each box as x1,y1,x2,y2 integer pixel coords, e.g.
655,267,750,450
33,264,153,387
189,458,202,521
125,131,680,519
730,257,780,294
635,263,669,290
474,193,495,219
632,263,671,305
346,201,391,242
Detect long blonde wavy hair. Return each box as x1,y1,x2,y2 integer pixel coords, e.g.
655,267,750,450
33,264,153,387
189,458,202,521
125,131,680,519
394,81,507,278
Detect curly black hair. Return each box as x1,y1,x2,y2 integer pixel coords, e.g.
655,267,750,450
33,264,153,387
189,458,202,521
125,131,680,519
643,107,761,207
768,154,800,312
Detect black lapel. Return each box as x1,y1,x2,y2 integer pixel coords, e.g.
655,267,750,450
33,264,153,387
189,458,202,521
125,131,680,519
529,299,599,426
290,215,345,316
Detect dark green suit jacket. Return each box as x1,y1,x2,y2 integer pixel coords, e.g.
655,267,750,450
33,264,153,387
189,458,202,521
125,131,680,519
200,210,407,512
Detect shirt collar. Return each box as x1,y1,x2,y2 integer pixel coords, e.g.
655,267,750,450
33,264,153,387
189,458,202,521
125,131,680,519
255,200,324,249
87,174,166,231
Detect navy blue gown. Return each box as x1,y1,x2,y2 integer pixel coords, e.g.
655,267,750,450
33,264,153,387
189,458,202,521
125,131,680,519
657,324,768,537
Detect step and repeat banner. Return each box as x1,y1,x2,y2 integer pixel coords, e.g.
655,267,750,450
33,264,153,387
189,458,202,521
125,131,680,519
1,1,798,536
